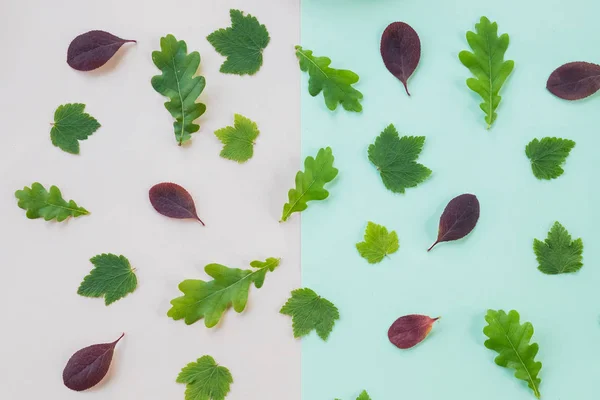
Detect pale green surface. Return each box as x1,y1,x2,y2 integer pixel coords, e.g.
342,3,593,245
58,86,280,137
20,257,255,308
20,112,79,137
301,0,600,399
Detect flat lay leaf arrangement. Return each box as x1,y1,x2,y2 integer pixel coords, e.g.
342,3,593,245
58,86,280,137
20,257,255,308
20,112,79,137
356,222,399,264
78,254,138,305
459,17,514,128
207,9,270,75
534,222,583,275
177,356,233,400
280,288,340,341
484,310,543,398
12,7,596,399
368,124,431,194
50,103,101,154
168,258,280,328
151,34,206,145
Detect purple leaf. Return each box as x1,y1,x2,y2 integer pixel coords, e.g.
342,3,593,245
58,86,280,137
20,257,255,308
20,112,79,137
67,30,136,71
388,314,439,349
149,182,204,225
428,193,480,251
547,61,600,100
380,22,421,96
62,333,124,391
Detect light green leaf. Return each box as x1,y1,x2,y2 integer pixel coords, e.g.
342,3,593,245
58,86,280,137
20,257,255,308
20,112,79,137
280,288,339,341
151,34,206,145
207,9,270,75
77,254,137,305
368,124,431,193
296,46,363,112
177,355,233,400
534,221,583,275
525,137,575,180
168,258,280,328
15,182,89,222
281,147,339,222
459,17,514,128
214,114,259,163
50,103,100,154
335,390,372,400
484,309,542,399
356,222,399,264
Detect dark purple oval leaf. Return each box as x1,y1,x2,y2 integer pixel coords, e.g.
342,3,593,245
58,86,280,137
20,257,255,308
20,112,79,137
547,61,600,100
388,314,439,349
149,182,204,225
428,193,480,251
63,333,124,391
380,22,421,96
67,30,136,71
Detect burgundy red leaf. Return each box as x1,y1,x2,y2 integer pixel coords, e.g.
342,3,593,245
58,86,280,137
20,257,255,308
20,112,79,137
67,30,136,71
62,333,124,391
149,182,204,225
546,61,600,100
388,314,439,349
380,22,421,96
428,193,480,251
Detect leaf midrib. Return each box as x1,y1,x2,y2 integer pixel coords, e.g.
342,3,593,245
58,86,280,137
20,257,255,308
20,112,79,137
282,159,329,221
491,316,540,397
190,267,266,309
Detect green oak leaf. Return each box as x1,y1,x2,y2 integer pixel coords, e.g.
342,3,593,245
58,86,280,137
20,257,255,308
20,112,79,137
177,355,233,400
214,114,259,163
151,34,206,145
296,46,363,112
356,222,399,264
484,309,542,399
77,254,138,305
280,288,339,341
281,147,339,222
15,182,89,222
459,17,514,128
534,221,583,275
368,124,431,194
336,391,372,400
207,9,270,75
168,257,280,328
50,103,100,154
525,137,575,180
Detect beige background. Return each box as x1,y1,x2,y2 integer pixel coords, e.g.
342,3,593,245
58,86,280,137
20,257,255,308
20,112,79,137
0,0,301,398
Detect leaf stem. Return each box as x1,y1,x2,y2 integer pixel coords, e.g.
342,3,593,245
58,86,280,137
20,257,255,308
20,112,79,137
427,241,439,252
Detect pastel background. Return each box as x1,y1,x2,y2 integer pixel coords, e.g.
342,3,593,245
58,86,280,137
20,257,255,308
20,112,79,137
301,0,600,399
0,1,300,399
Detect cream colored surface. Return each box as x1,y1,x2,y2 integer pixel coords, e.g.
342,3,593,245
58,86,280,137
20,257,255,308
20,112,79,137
0,0,300,398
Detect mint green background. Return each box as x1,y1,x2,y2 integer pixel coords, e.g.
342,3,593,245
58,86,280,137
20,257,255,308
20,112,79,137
300,0,600,399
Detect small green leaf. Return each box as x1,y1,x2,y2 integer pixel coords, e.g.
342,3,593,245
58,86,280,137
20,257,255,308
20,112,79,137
214,114,259,163
484,309,542,399
356,222,399,264
459,17,514,128
176,355,233,400
368,124,431,193
151,34,206,145
168,258,280,328
50,103,100,154
78,254,138,305
15,182,89,222
335,391,372,400
525,137,575,180
295,46,363,112
207,9,270,75
280,288,339,341
281,147,339,222
534,221,583,275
